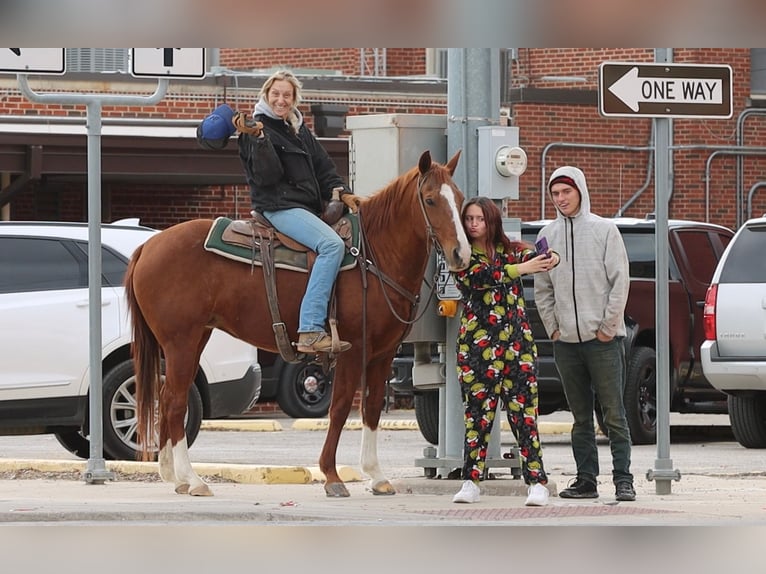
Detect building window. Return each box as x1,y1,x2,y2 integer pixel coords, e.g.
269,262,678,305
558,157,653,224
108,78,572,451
751,49,766,97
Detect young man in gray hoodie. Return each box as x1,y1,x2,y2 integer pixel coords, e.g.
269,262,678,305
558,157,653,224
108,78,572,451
534,166,636,502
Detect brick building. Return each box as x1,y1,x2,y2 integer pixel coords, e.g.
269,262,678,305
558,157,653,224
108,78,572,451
3,48,765,415
2,48,765,231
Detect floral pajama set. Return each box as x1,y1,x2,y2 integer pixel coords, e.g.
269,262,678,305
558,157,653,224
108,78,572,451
455,243,548,486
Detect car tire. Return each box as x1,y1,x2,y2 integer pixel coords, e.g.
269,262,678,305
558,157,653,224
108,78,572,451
55,430,91,459
624,346,657,445
101,360,203,460
728,394,766,448
277,359,332,418
415,390,439,445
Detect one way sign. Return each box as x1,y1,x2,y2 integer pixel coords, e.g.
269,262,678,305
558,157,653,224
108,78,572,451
599,62,732,119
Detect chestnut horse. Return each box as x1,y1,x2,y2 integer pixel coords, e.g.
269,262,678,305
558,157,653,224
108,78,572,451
125,150,470,497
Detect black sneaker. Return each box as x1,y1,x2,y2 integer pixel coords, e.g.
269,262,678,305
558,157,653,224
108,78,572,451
615,481,636,502
559,477,599,499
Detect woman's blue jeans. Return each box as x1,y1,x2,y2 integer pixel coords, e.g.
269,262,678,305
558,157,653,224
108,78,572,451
553,337,633,484
262,208,345,333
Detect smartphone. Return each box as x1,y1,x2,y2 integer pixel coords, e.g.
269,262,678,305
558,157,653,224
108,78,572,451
535,237,551,258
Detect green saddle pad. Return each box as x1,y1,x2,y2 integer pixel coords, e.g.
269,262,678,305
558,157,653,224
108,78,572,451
203,215,359,273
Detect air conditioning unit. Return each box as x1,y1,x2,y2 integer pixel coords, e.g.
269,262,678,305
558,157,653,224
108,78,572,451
65,49,128,73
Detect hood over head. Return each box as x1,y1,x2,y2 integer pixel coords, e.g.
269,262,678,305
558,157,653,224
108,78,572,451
548,165,591,218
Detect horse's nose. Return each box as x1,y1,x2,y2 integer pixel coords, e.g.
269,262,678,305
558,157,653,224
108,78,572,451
452,245,469,270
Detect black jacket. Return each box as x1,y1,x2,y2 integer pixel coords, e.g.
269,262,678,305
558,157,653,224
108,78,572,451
237,114,350,216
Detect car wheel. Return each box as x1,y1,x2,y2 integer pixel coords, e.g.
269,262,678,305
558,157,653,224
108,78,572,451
728,394,766,448
415,390,439,445
55,430,91,459
277,359,332,418
624,346,657,445
101,360,203,460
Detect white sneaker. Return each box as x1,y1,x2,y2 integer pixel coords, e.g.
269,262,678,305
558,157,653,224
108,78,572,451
452,480,480,504
525,483,550,507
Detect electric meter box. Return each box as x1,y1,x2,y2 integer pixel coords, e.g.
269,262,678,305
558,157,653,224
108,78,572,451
346,113,448,342
346,113,447,197
477,125,521,200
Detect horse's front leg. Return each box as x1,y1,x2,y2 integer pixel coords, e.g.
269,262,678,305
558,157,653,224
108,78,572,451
360,360,395,495
319,366,356,497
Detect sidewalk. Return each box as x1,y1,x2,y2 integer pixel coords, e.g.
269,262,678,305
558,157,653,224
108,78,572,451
1,410,763,526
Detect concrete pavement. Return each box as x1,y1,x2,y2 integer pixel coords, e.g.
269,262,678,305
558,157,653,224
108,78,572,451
1,411,765,526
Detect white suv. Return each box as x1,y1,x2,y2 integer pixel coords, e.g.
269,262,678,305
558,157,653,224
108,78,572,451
0,219,261,460
701,215,766,448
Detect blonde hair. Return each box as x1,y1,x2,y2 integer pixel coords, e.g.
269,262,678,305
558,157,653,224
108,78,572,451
258,69,303,132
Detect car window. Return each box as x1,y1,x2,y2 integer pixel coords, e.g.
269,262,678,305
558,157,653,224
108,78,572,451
621,232,656,279
674,229,720,285
72,241,129,287
719,222,766,283
0,237,84,293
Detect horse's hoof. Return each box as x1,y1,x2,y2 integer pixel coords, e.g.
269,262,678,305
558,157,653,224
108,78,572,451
189,484,214,497
325,482,350,498
371,481,396,496
175,483,190,495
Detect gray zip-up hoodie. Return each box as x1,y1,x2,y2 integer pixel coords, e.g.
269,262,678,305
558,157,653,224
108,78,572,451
534,166,629,343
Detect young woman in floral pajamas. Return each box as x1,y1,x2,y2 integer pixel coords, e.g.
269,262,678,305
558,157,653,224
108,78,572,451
452,196,560,506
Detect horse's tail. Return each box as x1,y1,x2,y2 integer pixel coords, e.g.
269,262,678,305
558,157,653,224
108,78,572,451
124,243,161,462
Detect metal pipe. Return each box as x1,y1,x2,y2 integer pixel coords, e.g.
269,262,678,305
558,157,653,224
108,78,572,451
736,109,766,228
704,148,766,224
540,141,653,218
747,181,766,219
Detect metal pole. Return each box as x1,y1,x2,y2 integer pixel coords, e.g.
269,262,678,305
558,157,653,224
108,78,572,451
17,75,168,484
647,49,680,494
440,49,499,477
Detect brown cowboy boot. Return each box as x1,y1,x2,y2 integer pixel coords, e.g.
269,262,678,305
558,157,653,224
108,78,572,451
296,331,351,354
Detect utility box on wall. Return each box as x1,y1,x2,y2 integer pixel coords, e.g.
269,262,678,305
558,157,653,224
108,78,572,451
477,125,522,200
346,113,447,196
346,113,447,343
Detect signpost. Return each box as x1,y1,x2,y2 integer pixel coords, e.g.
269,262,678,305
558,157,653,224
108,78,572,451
599,62,732,119
600,56,733,495
130,48,206,79
0,48,65,74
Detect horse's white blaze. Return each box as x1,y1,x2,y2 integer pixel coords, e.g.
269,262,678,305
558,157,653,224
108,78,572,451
360,426,387,486
440,183,471,266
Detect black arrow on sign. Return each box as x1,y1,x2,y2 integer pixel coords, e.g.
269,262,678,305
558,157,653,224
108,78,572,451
157,48,181,67
10,48,21,56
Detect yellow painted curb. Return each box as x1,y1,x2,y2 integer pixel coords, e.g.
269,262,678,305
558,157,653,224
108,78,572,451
201,419,283,432
0,459,315,485
291,419,420,431
308,465,362,483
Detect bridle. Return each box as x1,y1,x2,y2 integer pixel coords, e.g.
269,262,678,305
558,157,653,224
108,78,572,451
351,168,453,417
356,169,444,326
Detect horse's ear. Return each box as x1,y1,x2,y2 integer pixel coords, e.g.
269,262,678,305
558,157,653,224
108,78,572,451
446,149,462,176
418,150,432,175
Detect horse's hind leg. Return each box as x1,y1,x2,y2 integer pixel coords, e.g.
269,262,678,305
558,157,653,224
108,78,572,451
159,348,212,497
359,359,395,495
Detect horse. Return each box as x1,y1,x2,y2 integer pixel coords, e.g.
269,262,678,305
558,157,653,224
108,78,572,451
125,149,471,497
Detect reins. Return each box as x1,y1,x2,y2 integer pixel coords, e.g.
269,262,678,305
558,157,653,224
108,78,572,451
352,169,445,419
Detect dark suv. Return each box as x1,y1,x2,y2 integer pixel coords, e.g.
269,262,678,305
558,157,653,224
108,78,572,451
392,216,734,445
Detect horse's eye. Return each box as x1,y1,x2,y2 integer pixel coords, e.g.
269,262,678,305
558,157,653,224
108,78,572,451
425,198,435,206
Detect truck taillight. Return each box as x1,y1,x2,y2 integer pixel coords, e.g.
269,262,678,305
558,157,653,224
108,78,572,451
703,284,718,341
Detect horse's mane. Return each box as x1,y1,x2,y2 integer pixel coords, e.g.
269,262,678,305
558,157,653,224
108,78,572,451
358,165,420,234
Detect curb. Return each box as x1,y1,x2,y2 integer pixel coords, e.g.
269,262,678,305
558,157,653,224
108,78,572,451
201,420,283,432
0,458,362,485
